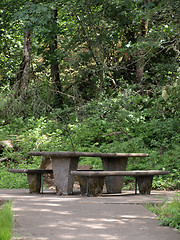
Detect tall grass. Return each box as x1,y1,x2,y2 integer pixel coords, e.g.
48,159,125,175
0,201,13,240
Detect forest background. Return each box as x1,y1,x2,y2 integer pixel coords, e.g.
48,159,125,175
0,0,179,190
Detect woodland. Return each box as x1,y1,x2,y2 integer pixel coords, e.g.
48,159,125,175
0,0,179,190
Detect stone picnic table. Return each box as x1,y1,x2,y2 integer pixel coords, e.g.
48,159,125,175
29,151,149,195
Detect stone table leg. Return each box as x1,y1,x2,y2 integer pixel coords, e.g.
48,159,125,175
102,157,128,193
52,156,79,195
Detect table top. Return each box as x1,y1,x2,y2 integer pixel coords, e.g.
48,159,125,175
29,151,149,158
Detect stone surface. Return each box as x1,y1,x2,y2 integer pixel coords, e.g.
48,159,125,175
52,156,79,195
79,176,105,196
27,173,41,194
137,176,153,194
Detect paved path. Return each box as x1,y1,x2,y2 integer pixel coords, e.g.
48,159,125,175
0,189,179,240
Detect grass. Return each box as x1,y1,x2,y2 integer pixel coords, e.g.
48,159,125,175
0,201,13,240
145,194,180,231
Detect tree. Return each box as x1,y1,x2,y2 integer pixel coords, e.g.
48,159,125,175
0,0,24,87
49,6,63,106
15,31,32,98
135,1,149,83
0,0,179,109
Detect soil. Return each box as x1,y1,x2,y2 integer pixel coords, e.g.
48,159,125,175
0,199,8,207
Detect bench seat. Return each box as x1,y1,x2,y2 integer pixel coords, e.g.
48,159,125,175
71,170,169,196
8,169,53,193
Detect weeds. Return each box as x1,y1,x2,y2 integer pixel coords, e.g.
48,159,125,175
145,194,180,231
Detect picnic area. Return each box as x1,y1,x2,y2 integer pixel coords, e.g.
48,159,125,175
0,0,179,239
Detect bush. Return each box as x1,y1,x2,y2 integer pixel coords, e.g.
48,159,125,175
0,161,43,189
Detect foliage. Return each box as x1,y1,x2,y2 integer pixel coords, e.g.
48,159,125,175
145,194,180,231
0,201,13,240
0,89,179,189
0,163,31,189
0,0,179,104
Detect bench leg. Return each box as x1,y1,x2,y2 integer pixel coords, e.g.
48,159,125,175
27,173,41,194
135,177,138,194
78,176,105,197
137,175,153,194
41,174,43,194
102,157,128,193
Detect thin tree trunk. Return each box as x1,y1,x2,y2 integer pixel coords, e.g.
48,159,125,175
15,31,32,98
136,50,145,83
136,17,149,83
49,8,63,107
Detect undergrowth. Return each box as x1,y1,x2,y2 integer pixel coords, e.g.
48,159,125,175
0,96,179,190
145,194,180,231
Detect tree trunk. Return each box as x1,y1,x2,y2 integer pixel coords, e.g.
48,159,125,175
136,50,145,83
136,16,149,83
15,31,32,98
49,8,63,107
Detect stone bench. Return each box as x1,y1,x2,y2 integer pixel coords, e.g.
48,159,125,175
71,170,169,196
8,169,53,193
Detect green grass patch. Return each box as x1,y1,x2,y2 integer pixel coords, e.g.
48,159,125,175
145,194,180,231
0,201,13,240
